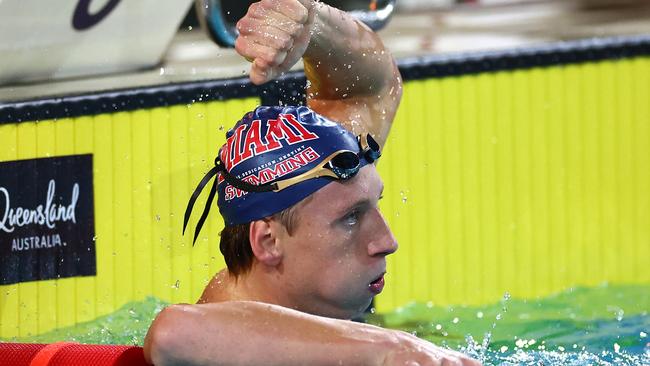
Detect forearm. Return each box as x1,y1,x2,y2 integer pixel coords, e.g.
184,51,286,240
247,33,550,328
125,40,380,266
304,4,400,101
145,301,396,366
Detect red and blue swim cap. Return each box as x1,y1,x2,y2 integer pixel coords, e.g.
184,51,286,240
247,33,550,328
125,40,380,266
183,105,381,243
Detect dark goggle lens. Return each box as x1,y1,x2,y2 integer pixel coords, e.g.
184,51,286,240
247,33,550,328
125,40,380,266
366,134,380,152
329,151,361,179
360,134,381,162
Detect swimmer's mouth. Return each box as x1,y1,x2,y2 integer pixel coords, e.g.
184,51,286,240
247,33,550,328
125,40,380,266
369,273,385,295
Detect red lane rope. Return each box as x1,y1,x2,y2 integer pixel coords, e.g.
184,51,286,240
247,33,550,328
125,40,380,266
0,342,148,366
29,342,76,366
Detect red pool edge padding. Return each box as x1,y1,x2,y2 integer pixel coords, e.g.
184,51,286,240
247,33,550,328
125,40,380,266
0,342,149,366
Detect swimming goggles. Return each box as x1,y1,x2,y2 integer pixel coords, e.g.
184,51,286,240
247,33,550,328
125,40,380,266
183,133,381,244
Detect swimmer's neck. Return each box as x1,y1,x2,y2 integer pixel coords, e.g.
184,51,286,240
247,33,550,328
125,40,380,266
198,268,274,302
198,267,356,320
198,267,302,311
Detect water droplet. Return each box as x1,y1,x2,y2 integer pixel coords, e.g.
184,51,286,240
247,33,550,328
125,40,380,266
615,309,624,321
476,311,484,318
452,317,459,324
172,280,180,289
515,338,526,348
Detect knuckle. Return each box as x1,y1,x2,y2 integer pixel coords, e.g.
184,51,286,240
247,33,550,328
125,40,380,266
255,52,273,69
234,36,246,49
268,51,285,66
296,6,308,23
235,19,248,33
287,22,303,37
262,55,276,66
278,34,293,50
249,2,264,18
234,37,252,55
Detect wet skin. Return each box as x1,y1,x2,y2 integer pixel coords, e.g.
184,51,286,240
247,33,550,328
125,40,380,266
270,164,398,319
199,164,398,320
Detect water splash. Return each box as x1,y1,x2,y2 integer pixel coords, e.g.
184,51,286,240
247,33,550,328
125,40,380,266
369,284,649,365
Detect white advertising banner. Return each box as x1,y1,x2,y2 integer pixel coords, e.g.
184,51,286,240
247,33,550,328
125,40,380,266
0,0,193,85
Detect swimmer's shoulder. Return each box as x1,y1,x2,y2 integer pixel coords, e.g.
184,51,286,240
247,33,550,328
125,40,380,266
197,269,233,304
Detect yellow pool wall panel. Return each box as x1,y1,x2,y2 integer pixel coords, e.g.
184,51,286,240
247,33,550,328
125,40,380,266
377,57,650,311
0,98,259,338
1,56,649,338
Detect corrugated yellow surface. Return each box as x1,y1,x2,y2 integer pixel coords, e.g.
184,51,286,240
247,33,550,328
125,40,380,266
377,57,650,311
0,98,259,338
1,56,649,337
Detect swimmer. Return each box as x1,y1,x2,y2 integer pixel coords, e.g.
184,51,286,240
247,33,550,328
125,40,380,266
144,1,481,365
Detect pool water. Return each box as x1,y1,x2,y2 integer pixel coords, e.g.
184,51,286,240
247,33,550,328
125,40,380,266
367,284,649,365
4,284,649,365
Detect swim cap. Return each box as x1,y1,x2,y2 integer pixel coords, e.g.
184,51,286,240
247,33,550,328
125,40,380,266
183,105,381,243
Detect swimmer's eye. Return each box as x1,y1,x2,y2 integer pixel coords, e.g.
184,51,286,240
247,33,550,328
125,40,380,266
343,209,361,227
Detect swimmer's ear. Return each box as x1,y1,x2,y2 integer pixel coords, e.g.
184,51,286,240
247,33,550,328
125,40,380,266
249,219,282,266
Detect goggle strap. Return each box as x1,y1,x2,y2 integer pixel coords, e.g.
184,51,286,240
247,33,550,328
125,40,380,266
217,160,277,193
193,174,219,245
183,166,219,243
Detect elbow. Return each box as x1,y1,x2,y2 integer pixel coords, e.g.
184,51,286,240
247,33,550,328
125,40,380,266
144,304,193,366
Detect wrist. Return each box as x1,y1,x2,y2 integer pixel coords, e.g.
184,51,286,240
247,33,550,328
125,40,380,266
364,328,405,366
303,3,353,61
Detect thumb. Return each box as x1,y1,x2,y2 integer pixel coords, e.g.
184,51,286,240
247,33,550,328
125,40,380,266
250,59,277,85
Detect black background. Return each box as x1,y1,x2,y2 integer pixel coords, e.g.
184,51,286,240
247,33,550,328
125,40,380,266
0,154,96,285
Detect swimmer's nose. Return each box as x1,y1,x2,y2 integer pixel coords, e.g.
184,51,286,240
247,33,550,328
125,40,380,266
367,208,398,257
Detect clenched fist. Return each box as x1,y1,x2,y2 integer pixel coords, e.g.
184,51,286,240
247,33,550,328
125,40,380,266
235,0,316,85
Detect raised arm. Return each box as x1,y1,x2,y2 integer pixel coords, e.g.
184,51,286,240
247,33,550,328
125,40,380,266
144,301,479,366
235,0,402,147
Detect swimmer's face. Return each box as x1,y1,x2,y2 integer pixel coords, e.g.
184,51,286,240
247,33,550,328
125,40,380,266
272,164,398,319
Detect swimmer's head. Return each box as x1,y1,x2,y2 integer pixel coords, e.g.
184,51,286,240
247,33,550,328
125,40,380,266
183,106,381,243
